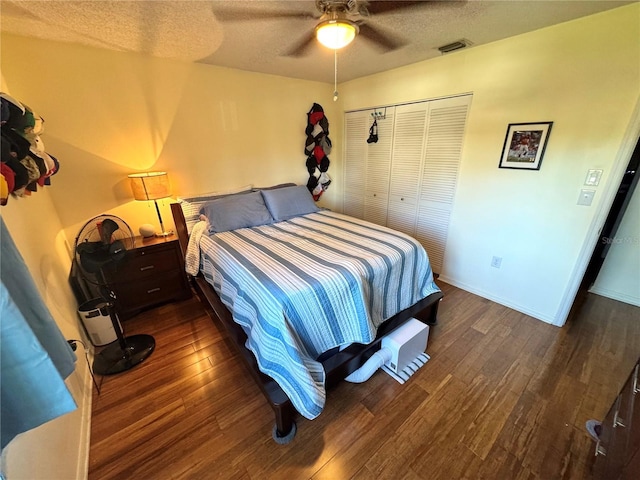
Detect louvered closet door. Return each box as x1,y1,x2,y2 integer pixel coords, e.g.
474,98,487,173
387,103,428,236
343,112,369,219
363,108,394,226
416,95,471,274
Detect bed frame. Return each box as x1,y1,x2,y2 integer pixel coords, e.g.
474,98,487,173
171,203,443,443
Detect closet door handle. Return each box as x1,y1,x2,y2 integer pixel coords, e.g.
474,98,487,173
147,288,161,294
140,265,155,272
633,365,639,394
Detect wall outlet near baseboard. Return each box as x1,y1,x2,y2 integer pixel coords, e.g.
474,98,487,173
491,256,502,268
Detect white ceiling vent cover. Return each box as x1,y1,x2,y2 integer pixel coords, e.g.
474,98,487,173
437,39,473,54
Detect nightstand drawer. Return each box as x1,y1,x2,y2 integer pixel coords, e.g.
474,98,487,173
117,247,178,278
115,271,186,310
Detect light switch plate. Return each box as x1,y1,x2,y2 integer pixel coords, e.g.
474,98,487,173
585,169,603,186
577,189,596,206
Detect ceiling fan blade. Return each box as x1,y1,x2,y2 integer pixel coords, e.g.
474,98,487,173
212,7,317,22
358,23,406,52
364,1,427,15
283,31,317,57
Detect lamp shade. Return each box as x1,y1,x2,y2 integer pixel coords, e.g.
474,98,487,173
316,19,358,50
128,172,171,201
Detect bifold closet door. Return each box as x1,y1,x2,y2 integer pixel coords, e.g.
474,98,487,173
343,108,394,226
343,111,368,219
415,95,471,274
387,102,428,236
343,95,471,275
363,108,394,226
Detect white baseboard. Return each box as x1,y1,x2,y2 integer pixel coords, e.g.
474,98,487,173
437,275,561,326
76,353,93,480
588,286,640,307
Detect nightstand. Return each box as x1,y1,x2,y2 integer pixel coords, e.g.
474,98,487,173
103,235,191,320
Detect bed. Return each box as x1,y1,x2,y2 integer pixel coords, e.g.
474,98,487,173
171,185,443,443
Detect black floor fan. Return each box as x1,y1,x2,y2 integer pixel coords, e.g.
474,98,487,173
74,215,155,375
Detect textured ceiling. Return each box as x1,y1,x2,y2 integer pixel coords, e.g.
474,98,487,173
0,1,632,84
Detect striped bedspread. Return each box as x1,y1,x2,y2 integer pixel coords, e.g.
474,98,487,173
196,210,440,419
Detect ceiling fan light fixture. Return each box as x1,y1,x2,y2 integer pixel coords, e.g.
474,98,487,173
316,19,358,50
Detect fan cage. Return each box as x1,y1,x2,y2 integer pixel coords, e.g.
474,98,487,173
73,215,136,286
74,215,135,254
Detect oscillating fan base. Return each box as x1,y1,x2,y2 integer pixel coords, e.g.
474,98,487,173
92,334,156,375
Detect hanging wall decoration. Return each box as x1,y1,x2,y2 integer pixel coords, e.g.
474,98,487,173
1,93,60,205
367,109,386,144
367,117,379,144
304,103,332,201
498,121,553,171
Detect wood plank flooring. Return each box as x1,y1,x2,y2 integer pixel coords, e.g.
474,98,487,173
88,282,640,479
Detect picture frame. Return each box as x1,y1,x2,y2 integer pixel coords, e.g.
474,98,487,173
498,122,553,170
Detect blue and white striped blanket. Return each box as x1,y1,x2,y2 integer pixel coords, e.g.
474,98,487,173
194,211,440,419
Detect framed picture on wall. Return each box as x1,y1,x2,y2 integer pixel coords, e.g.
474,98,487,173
499,122,553,170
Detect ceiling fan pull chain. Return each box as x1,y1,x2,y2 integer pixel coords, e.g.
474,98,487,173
333,49,338,102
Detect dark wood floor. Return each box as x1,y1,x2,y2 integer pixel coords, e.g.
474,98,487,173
88,281,640,479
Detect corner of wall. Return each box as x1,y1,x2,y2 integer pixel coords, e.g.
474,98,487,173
554,93,640,326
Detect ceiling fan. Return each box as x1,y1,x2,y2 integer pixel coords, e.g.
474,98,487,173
213,0,428,56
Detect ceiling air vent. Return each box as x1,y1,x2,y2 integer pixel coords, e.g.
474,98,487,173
437,39,473,54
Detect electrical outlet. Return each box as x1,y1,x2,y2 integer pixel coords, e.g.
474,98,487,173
491,256,502,268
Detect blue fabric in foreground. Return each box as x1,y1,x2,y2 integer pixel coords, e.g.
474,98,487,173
0,217,77,449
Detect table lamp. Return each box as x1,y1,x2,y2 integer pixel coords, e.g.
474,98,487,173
128,171,172,237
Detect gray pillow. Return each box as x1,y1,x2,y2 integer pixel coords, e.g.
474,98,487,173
178,186,252,234
202,191,274,233
261,185,320,221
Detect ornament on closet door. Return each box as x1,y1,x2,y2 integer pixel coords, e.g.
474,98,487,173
367,118,378,144
367,109,385,144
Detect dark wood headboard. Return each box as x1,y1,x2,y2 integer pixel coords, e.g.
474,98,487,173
170,203,189,258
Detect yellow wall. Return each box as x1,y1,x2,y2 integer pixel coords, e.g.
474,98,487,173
0,34,336,479
0,35,340,246
338,4,640,325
